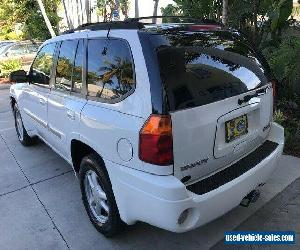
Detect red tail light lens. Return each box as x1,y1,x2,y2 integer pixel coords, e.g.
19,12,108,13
188,24,222,31
139,114,173,166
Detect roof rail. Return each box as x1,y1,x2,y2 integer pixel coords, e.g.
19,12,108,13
62,20,145,34
61,16,223,35
126,16,222,25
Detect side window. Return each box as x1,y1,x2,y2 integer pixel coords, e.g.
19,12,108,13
87,39,135,100
31,43,56,85
72,39,84,93
55,40,78,91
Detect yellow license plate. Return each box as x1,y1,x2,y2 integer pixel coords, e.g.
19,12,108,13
225,114,248,143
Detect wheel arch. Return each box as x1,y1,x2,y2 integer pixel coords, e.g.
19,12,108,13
10,96,16,111
70,139,106,174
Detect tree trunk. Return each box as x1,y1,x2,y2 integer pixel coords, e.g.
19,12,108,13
62,0,73,29
86,0,91,23
79,0,84,24
135,0,139,18
36,0,56,37
152,0,159,23
75,0,81,26
70,0,75,27
253,0,259,45
222,0,228,26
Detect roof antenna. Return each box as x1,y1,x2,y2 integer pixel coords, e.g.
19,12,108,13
106,24,111,39
102,24,111,55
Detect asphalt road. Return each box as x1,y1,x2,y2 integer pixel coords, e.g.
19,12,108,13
0,87,299,250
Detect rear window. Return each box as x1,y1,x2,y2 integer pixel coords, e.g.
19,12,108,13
145,31,269,111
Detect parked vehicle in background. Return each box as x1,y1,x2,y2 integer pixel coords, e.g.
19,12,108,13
0,41,41,70
9,17,284,237
0,40,15,48
0,41,15,55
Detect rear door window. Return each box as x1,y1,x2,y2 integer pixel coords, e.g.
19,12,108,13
55,40,78,91
87,39,135,101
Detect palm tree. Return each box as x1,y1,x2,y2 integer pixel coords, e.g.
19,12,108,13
86,0,91,23
36,0,56,37
78,0,84,24
62,0,73,29
98,57,134,97
120,0,129,19
75,0,82,26
135,0,139,18
222,0,228,26
152,0,159,23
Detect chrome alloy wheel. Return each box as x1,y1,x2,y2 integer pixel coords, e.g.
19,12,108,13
15,110,24,141
84,170,110,224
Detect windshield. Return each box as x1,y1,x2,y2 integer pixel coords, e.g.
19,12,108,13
0,44,11,55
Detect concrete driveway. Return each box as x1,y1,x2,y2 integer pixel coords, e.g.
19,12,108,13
0,87,300,250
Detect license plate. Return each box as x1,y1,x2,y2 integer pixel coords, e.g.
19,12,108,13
225,114,248,143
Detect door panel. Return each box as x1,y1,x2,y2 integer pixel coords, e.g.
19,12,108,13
47,39,86,159
23,84,49,137
47,91,86,158
23,42,57,138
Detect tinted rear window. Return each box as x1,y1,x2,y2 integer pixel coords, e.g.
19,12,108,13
145,31,269,111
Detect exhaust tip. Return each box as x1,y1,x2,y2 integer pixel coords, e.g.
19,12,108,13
240,190,261,207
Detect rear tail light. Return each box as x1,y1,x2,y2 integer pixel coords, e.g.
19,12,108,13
139,114,173,166
188,24,222,31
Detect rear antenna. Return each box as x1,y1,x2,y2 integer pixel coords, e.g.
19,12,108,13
102,24,111,55
106,24,111,38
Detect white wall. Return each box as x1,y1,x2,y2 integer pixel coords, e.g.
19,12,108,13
128,0,175,17
58,0,176,32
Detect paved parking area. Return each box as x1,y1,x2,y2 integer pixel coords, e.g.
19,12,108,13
1,87,300,249
212,178,300,250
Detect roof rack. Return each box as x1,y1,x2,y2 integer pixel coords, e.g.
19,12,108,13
61,16,223,35
126,16,222,25
62,20,145,34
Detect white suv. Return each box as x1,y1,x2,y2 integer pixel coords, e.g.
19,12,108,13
9,18,284,237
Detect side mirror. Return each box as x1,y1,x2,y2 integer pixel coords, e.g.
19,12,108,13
9,70,28,83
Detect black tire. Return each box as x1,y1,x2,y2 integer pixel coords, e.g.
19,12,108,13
13,104,36,146
79,154,124,237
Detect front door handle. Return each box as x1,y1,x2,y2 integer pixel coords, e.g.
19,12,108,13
39,98,46,106
67,109,75,120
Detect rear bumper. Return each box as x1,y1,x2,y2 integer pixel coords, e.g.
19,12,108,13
106,122,284,233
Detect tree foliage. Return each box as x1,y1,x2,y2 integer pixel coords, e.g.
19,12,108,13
161,0,293,47
0,0,60,40
265,36,300,88
162,0,222,20
0,59,22,78
96,0,130,21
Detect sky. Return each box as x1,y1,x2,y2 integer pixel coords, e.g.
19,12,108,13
128,0,175,17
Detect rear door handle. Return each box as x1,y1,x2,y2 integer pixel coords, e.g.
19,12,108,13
67,109,75,120
39,98,46,106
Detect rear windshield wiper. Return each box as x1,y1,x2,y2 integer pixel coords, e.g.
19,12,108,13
238,87,267,105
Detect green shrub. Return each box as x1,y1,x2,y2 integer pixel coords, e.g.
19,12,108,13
273,109,286,125
265,37,300,93
0,59,22,78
